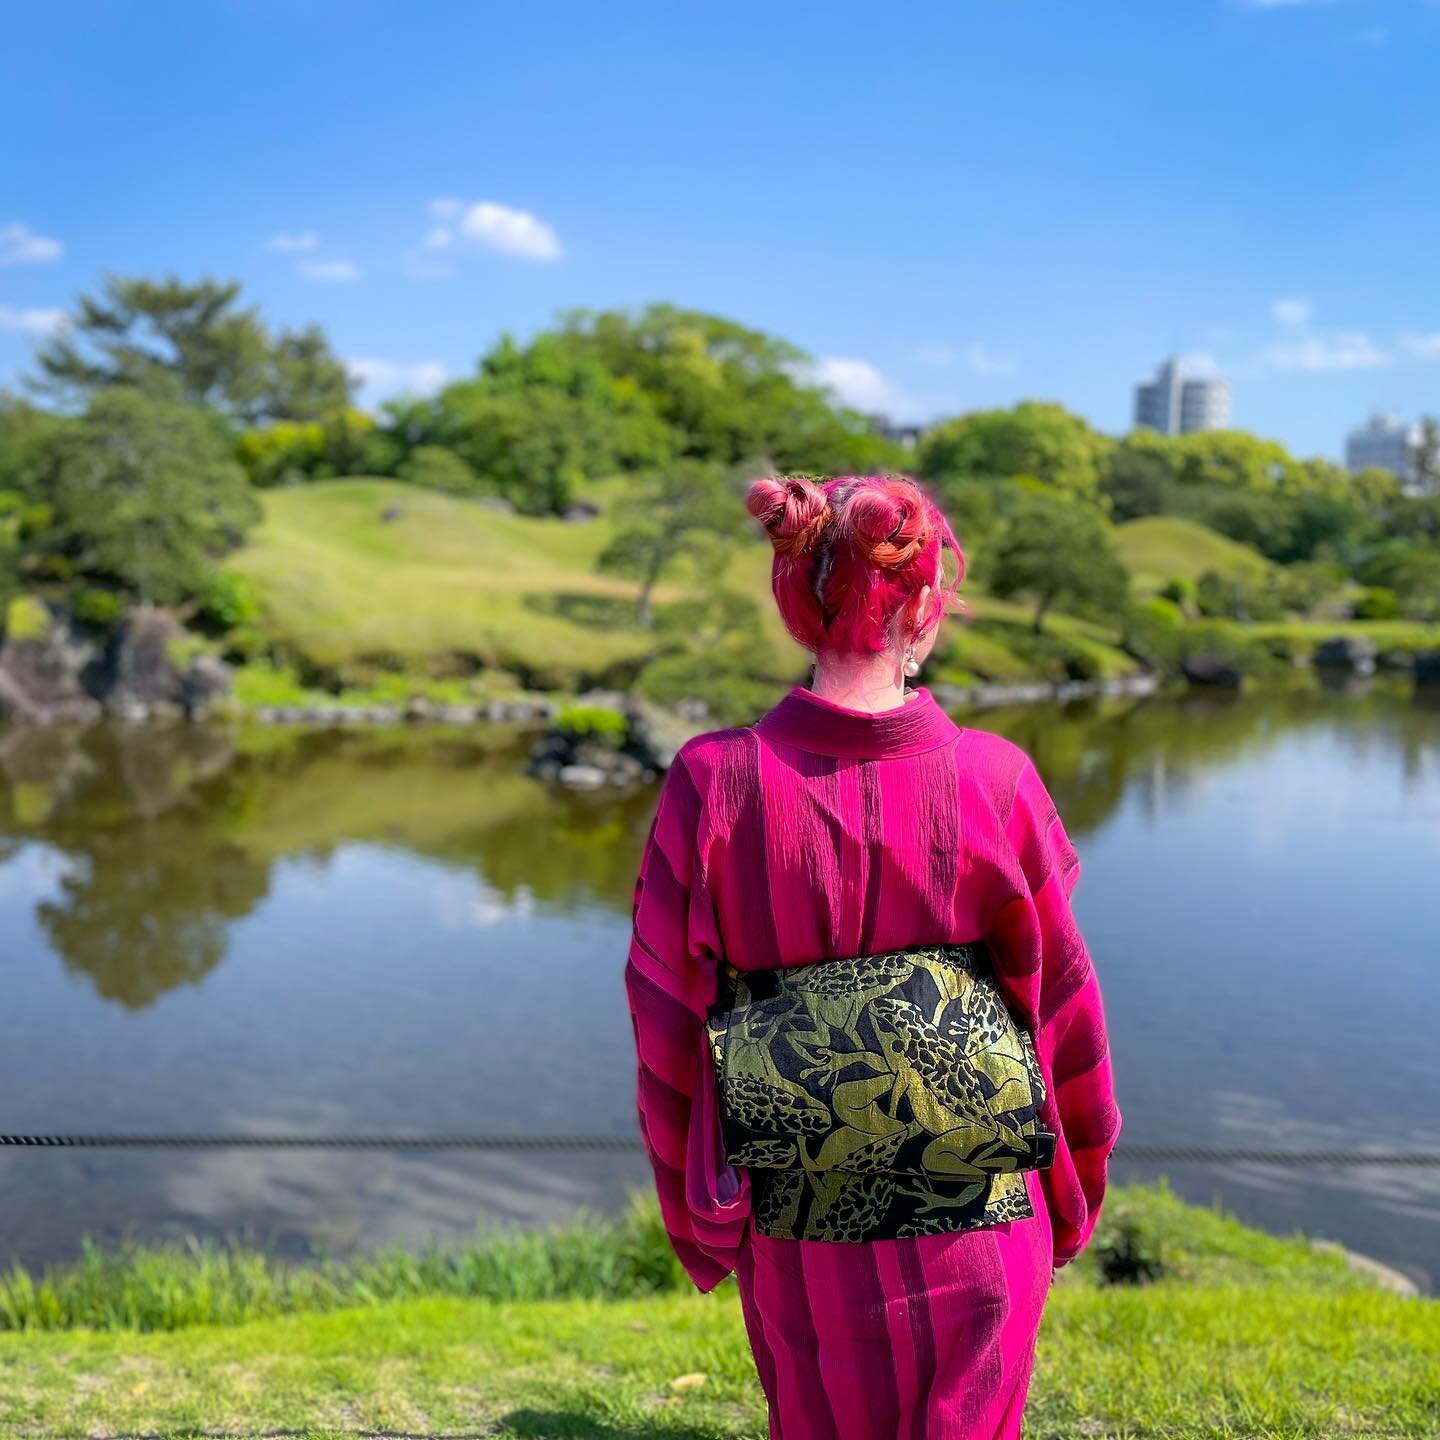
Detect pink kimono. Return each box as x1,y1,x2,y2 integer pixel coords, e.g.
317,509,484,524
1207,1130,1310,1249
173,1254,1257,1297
625,683,1121,1438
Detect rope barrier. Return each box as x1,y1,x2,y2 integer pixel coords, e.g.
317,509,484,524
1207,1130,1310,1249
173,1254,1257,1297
3,1135,1440,1165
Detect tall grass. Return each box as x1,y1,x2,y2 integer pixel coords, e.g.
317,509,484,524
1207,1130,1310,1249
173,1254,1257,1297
0,1194,687,1333
0,1182,1379,1334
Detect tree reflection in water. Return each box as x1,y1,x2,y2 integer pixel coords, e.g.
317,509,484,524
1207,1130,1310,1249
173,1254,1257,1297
0,680,1433,1009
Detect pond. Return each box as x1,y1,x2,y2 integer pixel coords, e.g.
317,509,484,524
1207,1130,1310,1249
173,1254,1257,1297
2,684,1438,1291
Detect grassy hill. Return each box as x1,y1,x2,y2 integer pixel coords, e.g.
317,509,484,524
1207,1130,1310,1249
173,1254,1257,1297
228,480,1142,695
226,479,695,686
1115,516,1273,596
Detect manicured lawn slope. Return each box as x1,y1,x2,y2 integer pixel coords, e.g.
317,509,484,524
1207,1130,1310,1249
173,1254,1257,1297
227,479,681,683
0,1184,1434,1439
1115,515,1273,594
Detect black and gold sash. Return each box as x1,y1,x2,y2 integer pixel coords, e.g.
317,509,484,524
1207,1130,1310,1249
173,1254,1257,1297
706,943,1055,1242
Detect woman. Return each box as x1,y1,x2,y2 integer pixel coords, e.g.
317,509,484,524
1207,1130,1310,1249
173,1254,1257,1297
624,473,1120,1438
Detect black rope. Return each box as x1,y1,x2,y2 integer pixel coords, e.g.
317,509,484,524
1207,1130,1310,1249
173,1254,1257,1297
3,1135,1440,1165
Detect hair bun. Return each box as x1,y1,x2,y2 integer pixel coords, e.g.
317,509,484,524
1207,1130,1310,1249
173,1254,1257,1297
840,476,933,570
745,474,833,559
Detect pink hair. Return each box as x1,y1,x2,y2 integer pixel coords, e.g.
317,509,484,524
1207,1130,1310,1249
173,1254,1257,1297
745,473,966,655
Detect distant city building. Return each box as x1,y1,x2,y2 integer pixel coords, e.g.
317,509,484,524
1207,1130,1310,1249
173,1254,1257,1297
1345,413,1421,493
866,413,927,449
1133,357,1230,436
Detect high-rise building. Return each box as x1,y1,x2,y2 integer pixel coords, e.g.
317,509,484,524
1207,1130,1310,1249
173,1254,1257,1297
1345,414,1421,492
1134,357,1230,435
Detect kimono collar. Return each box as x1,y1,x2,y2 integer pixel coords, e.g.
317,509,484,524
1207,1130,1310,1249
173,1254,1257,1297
754,683,961,760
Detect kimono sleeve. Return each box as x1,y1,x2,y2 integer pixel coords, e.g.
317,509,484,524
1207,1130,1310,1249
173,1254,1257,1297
1002,758,1123,1268
623,753,750,1292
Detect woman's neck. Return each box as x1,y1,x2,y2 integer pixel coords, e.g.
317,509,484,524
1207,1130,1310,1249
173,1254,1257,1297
807,651,912,714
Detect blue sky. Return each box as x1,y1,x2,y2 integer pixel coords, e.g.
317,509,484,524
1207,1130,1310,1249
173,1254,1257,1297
3,0,1439,458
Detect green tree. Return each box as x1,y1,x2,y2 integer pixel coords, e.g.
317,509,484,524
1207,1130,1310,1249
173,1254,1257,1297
1171,430,1304,495
917,402,1111,506
596,459,748,626
1103,431,1181,521
30,276,351,422
989,495,1130,633
40,389,260,603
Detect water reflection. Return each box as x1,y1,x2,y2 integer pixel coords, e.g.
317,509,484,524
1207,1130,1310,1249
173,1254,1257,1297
1,685,1437,1286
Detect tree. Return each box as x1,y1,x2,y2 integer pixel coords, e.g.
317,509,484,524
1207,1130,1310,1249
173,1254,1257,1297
595,459,748,626
30,275,352,422
989,495,1130,633
40,388,260,603
1103,431,1181,521
917,402,1111,506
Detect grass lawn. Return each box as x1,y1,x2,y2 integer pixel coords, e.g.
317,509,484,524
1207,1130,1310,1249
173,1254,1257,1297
2,1279,1435,1438
0,1185,1435,1438
1115,516,1273,596
227,480,677,684
226,481,1438,698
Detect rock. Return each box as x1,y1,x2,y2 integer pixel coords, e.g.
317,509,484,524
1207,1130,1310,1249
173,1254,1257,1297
379,505,405,523
405,696,436,721
435,704,479,724
1415,651,1440,688
98,606,189,708
478,496,516,514
623,695,705,771
558,763,609,790
1181,655,1243,689
180,654,233,714
1313,635,1378,675
1310,1239,1421,1298
1377,649,1416,673
561,500,600,523
0,598,100,723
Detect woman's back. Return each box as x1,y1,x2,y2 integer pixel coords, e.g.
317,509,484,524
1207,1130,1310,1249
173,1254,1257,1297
624,473,1119,1439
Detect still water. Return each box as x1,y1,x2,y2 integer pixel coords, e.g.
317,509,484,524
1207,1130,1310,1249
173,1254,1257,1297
2,686,1438,1290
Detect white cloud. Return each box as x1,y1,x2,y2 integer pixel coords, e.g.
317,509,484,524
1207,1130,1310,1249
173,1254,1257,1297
0,305,66,336
812,356,906,412
266,230,320,254
296,258,361,283
963,343,1018,376
913,343,954,367
1263,331,1387,372
1399,333,1440,360
422,199,563,262
1272,297,1312,328
1252,299,1387,372
0,222,62,267
346,357,448,399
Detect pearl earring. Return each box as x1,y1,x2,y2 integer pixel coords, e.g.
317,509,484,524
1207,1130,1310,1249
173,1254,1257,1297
902,645,920,678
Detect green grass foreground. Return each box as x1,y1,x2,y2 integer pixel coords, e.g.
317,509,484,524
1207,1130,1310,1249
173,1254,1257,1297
0,1183,1436,1439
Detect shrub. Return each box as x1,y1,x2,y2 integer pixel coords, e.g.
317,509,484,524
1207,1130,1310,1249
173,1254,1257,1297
1158,576,1195,612
1094,1208,1170,1286
3,593,51,641
1353,586,1401,621
1122,597,1184,668
635,644,785,728
68,586,124,630
398,445,484,495
554,703,628,748
195,571,261,633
